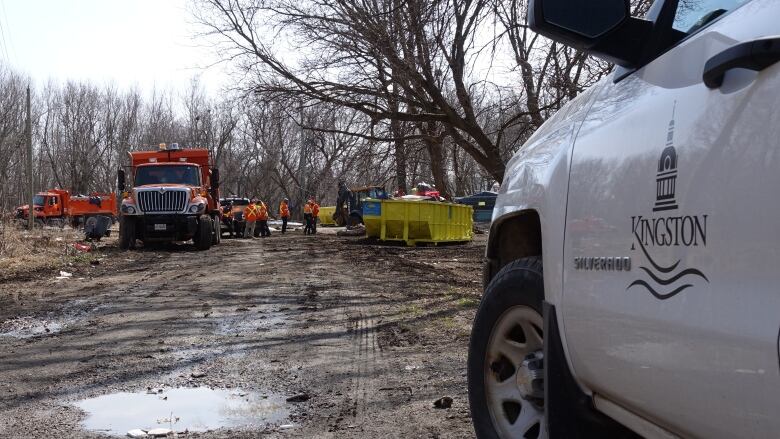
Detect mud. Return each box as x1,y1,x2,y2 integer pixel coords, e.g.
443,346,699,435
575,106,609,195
0,228,485,438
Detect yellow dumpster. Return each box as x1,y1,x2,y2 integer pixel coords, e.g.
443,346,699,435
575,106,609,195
319,206,337,226
363,199,473,246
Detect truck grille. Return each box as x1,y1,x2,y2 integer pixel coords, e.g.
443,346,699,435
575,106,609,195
137,189,188,213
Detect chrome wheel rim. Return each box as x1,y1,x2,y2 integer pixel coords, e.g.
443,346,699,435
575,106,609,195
485,305,546,438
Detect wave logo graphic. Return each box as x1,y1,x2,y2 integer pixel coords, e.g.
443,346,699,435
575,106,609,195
627,239,708,300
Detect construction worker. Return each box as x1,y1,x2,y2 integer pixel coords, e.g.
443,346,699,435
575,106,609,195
257,200,271,237
310,199,320,235
303,200,313,235
244,199,259,239
279,198,290,234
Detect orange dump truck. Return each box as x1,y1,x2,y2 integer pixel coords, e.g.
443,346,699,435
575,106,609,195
117,144,221,250
15,189,117,227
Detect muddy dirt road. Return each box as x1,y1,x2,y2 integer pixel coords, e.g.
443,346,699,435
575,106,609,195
0,229,485,438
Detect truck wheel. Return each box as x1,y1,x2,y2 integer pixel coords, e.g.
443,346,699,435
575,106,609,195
194,215,212,251
34,219,45,229
468,257,546,439
119,216,136,250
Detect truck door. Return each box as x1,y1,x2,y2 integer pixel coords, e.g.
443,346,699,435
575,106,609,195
50,196,61,216
562,1,780,437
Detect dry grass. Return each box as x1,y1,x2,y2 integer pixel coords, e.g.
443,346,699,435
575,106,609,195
0,219,85,280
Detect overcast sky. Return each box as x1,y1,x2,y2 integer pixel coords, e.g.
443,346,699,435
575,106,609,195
0,0,226,94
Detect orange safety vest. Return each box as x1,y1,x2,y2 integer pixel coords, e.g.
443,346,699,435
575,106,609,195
244,204,259,221
311,203,320,217
257,203,269,220
279,202,290,218
303,203,312,215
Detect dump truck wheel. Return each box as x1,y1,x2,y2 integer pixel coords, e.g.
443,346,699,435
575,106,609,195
119,216,136,250
195,215,213,251
34,219,45,229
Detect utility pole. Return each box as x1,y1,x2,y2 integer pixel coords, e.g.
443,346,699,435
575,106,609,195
26,85,33,230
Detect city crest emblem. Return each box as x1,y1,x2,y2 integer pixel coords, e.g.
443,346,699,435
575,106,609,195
627,113,709,300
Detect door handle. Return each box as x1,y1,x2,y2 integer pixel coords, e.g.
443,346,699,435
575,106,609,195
703,36,780,88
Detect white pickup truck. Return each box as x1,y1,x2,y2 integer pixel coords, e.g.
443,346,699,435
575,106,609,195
467,0,780,438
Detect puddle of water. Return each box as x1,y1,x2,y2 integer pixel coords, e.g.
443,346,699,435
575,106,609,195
76,387,288,436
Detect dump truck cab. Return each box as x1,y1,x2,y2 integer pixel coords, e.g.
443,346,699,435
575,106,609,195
118,144,220,250
15,190,67,222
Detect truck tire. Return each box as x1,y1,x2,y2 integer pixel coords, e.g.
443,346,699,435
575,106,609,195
119,216,136,250
468,257,546,439
194,215,212,251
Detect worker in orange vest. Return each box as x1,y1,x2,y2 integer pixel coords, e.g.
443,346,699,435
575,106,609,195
279,198,290,234
257,200,271,237
243,199,259,239
221,201,235,238
310,199,320,235
303,200,314,235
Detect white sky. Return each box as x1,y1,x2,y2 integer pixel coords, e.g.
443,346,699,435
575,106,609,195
0,0,226,94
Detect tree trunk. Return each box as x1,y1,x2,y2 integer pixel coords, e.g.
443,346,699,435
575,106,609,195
390,117,407,195
425,134,450,199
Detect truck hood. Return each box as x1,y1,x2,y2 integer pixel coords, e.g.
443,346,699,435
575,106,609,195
134,184,193,189
16,204,42,211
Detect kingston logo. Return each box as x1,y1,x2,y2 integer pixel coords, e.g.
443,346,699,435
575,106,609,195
626,112,709,300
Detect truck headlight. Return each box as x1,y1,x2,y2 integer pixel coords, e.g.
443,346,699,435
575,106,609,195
121,205,136,214
189,203,206,213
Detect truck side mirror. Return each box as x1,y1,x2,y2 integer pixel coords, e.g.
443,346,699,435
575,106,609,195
529,0,652,68
212,168,220,190
118,169,126,192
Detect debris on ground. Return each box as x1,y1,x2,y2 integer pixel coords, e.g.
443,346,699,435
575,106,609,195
55,271,73,280
126,428,148,437
286,393,311,403
433,396,453,409
72,242,92,252
191,371,207,378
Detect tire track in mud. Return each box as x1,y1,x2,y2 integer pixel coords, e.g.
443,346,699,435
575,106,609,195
348,307,381,425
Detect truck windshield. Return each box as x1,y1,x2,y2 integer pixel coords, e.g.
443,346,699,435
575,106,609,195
33,195,45,206
134,165,200,186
